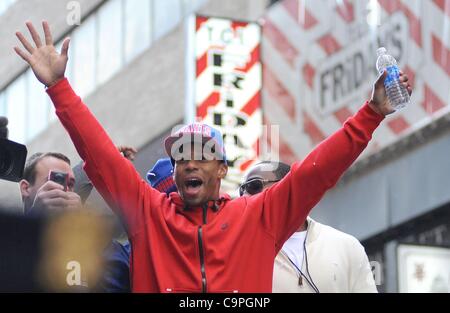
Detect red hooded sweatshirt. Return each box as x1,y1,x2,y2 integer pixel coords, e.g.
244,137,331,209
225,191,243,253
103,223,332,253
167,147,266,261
47,79,383,293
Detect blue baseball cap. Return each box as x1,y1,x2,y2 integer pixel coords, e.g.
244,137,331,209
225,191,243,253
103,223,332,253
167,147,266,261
146,158,177,195
164,123,227,164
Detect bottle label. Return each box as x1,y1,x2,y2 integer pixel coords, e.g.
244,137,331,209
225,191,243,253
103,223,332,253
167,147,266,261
384,65,400,86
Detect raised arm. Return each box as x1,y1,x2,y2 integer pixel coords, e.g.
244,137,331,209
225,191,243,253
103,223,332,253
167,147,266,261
15,21,70,88
14,21,154,235
259,71,412,248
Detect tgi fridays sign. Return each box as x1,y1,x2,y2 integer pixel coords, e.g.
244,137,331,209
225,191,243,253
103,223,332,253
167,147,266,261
262,0,450,163
193,16,263,193
316,12,408,115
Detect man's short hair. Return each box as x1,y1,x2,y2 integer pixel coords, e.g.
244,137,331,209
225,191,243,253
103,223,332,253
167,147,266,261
23,152,71,184
256,161,291,181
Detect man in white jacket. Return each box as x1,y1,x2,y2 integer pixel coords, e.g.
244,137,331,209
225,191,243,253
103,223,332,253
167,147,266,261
239,161,378,293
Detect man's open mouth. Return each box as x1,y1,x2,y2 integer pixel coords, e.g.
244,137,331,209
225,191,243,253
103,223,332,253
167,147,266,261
184,178,204,195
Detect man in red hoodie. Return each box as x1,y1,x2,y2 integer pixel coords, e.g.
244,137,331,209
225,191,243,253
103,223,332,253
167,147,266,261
14,21,411,293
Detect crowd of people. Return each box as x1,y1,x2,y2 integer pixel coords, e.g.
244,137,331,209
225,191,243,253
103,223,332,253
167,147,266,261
0,20,412,293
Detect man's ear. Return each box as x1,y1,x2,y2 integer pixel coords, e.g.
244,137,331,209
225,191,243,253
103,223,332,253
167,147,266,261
218,163,228,179
19,179,31,198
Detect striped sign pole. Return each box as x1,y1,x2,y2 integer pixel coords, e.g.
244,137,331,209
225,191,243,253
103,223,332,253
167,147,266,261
194,16,263,194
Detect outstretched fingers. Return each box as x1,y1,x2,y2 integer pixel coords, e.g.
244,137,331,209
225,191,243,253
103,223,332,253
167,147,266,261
42,21,53,46
15,31,34,54
14,46,31,63
26,21,43,48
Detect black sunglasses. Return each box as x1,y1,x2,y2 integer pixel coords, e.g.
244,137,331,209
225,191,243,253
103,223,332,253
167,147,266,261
239,178,280,196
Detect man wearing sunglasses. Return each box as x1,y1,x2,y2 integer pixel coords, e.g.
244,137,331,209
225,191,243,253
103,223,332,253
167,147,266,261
15,21,411,292
240,161,378,293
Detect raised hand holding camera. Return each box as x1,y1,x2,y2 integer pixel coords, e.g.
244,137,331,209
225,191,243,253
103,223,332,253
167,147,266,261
31,179,81,213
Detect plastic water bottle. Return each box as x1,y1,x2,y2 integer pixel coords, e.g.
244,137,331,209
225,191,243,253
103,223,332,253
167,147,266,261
376,47,410,111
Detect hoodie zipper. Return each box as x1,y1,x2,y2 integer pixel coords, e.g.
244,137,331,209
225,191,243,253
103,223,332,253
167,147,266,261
198,227,207,293
198,204,208,293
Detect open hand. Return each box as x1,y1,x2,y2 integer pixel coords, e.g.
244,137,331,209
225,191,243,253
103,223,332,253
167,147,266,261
14,21,70,87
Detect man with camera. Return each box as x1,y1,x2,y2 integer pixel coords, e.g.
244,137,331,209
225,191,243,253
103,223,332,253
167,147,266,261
0,117,84,291
20,152,81,215
0,116,79,214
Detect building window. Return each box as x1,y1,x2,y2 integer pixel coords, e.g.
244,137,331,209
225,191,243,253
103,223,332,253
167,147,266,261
5,75,26,143
0,0,16,16
97,0,124,85
153,0,183,41
71,16,97,98
124,0,152,62
26,69,50,140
